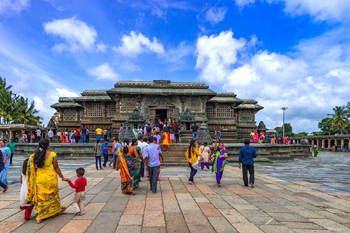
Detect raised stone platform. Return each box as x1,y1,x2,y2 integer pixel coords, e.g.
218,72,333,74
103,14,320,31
14,143,311,166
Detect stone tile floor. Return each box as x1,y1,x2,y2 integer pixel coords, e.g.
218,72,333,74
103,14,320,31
0,152,350,232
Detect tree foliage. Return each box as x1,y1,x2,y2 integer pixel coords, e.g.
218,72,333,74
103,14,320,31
274,123,294,137
0,77,42,125
327,106,349,135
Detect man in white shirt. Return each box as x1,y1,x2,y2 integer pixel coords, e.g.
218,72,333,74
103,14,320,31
137,136,149,178
36,128,41,142
57,131,61,143
48,129,54,142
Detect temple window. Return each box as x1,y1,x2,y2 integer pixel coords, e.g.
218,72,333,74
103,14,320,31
107,103,115,117
217,105,231,118
88,103,102,117
63,109,76,121
206,105,214,118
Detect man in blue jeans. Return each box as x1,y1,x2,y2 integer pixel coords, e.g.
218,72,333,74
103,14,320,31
238,139,258,188
81,126,87,143
191,122,198,139
144,136,164,194
0,150,9,192
102,140,111,168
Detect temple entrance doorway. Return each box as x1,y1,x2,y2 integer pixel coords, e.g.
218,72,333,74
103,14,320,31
156,109,167,122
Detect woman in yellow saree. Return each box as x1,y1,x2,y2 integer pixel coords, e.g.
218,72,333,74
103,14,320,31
26,139,67,224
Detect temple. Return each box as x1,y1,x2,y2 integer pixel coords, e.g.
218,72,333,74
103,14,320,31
51,80,263,142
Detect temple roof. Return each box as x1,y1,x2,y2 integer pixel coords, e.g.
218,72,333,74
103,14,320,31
107,88,216,96
51,97,82,109
74,95,113,102
236,99,264,110
114,80,209,89
51,102,82,109
209,92,243,104
81,90,108,96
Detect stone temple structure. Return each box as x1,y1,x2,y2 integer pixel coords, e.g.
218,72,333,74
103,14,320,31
51,80,263,141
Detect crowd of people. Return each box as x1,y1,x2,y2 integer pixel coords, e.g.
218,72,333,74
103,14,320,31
0,116,262,225
250,131,295,144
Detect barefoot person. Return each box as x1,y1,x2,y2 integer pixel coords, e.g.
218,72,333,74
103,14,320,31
238,139,258,188
211,140,228,187
26,139,67,223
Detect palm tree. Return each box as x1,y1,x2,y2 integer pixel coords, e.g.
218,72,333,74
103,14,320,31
345,102,350,118
0,77,13,124
327,106,349,134
13,97,42,125
0,89,21,124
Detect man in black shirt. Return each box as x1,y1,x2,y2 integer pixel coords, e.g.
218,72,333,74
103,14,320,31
81,126,87,143
191,122,198,139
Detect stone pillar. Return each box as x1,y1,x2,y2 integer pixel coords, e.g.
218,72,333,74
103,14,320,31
316,139,320,148
322,139,325,149
230,105,235,118
76,109,80,121
102,103,107,117
341,139,344,148
169,106,174,118
328,139,331,149
9,130,13,140
213,103,218,117
179,96,186,113
149,106,154,120
115,95,121,114
311,140,314,148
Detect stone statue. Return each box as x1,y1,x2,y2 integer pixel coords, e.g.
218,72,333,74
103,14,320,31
300,136,310,145
197,122,213,145
180,108,195,122
119,120,135,141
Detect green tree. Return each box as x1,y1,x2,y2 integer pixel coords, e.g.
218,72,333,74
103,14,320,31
318,117,336,135
274,123,294,137
13,97,42,125
0,77,42,125
0,88,21,124
327,106,349,135
294,132,308,137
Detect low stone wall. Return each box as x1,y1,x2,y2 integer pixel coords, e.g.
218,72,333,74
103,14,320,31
15,143,312,164
221,143,312,163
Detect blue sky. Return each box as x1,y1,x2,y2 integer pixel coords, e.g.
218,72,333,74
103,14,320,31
1,0,350,133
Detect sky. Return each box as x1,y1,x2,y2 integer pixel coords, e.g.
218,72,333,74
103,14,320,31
1,0,350,133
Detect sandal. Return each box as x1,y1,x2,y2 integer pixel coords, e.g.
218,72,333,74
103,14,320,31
188,181,193,185
36,220,42,224
57,207,67,216
130,191,136,195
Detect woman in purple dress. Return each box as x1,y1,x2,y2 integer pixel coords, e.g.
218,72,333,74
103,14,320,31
211,139,228,187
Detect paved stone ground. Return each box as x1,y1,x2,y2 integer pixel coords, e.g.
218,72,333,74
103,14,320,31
1,153,350,232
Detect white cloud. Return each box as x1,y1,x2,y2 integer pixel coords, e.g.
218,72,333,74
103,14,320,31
120,60,141,72
117,0,194,19
43,17,106,53
235,0,350,22
195,29,349,133
165,41,193,67
235,0,256,7
96,43,108,53
115,31,165,57
205,7,227,25
87,63,120,81
34,88,79,126
0,0,29,15
281,0,350,22
196,30,246,83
